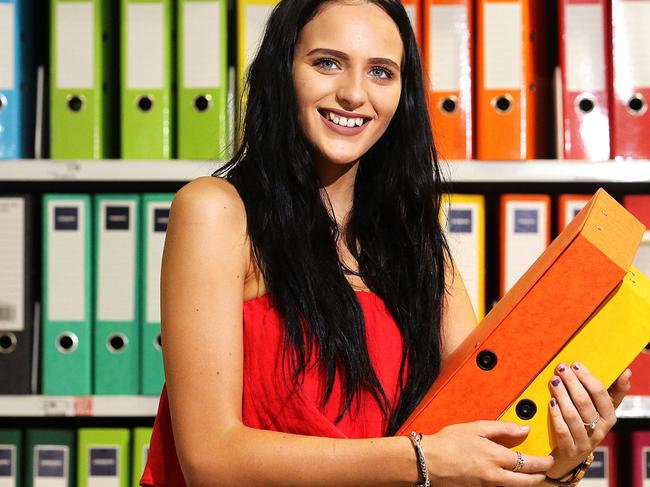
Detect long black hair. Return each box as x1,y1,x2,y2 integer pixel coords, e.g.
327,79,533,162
214,0,450,435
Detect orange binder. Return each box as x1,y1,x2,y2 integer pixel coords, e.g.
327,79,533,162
611,0,650,159
500,194,551,296
424,0,472,160
397,189,644,436
401,0,422,47
476,0,554,160
558,0,611,161
558,194,591,231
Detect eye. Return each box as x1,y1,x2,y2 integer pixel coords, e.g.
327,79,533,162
370,66,393,80
314,58,340,71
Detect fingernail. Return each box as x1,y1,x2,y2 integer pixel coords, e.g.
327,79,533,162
550,398,557,407
572,362,580,371
558,363,566,373
520,425,530,431
551,378,560,387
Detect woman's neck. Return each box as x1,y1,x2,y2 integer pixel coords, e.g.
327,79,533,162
316,158,359,227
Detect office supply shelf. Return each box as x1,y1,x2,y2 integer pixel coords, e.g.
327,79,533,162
0,395,159,417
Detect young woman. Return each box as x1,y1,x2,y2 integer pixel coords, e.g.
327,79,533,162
140,0,631,485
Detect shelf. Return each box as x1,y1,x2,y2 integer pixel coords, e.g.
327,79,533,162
615,396,650,419
0,395,160,417
1,159,650,183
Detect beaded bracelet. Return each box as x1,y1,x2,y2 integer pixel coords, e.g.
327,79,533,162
408,431,431,487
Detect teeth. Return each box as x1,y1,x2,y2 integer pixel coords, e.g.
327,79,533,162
325,110,366,127
355,118,363,126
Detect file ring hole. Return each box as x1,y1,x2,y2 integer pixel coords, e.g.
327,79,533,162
107,333,128,353
492,94,513,114
643,342,650,354
0,332,17,354
627,94,647,116
194,95,212,112
439,96,458,115
154,333,163,351
67,95,85,113
0,94,7,112
137,96,154,112
56,333,79,353
576,95,595,114
515,399,537,420
476,350,498,371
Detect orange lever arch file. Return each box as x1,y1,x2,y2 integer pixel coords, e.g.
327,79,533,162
397,188,645,435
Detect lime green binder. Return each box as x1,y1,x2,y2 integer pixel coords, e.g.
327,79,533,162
141,194,173,395
121,0,173,159
177,0,228,159
42,194,93,395
94,195,141,394
131,428,152,486
0,430,21,487
77,429,130,487
25,429,75,487
50,0,117,159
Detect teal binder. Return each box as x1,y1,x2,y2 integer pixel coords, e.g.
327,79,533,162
42,194,93,395
141,194,173,395
25,429,75,487
94,194,141,394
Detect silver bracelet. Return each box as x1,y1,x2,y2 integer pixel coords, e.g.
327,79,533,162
408,431,430,487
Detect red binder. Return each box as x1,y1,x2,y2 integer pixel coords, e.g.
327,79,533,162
611,0,650,159
582,433,618,486
632,431,650,487
424,0,473,160
558,0,611,161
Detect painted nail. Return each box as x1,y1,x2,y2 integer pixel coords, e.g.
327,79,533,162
551,398,557,407
551,378,561,387
558,364,566,373
572,362,580,371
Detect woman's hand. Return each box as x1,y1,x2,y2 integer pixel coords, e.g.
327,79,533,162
422,420,554,486
545,363,632,480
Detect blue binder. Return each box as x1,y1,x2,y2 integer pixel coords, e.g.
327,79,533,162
0,0,35,159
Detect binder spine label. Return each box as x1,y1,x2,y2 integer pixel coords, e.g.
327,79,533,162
566,4,605,92
0,198,24,332
449,209,472,233
0,4,15,90
98,201,136,321
245,5,275,69
48,202,86,322
183,2,222,88
0,446,15,485
146,205,170,323
403,5,417,36
617,2,650,90
35,446,68,486
127,4,164,89
89,447,119,485
514,209,538,233
484,2,522,90
430,5,468,91
55,3,94,89
580,447,606,485
565,201,588,228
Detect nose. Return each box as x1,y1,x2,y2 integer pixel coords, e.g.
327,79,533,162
335,69,367,111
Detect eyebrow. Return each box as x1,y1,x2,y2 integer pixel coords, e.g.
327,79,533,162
305,48,401,71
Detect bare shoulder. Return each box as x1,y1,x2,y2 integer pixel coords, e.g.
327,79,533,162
171,175,246,226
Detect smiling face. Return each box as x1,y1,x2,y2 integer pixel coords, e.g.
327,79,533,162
292,1,403,170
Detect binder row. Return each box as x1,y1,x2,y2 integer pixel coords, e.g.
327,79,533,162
0,193,174,395
4,0,650,161
0,427,151,487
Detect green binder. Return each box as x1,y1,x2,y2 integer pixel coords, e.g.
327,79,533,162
121,0,173,159
0,430,21,487
131,428,152,486
25,429,75,487
94,195,141,394
49,0,117,159
77,429,130,487
42,194,93,395
177,0,228,159
141,194,173,395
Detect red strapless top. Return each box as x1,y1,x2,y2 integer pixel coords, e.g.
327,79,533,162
140,291,405,486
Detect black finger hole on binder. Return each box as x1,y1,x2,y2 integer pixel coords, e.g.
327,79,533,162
0,333,17,354
154,333,163,351
0,95,6,112
194,95,212,112
107,333,128,353
56,333,78,353
515,399,537,420
627,94,646,115
67,95,84,112
643,342,650,353
476,350,498,371
440,97,457,115
493,95,512,114
138,96,154,112
577,96,595,114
